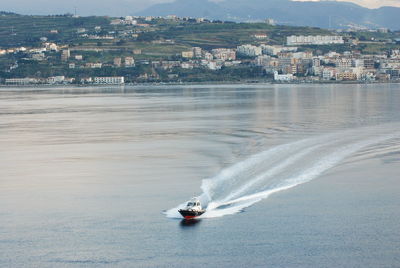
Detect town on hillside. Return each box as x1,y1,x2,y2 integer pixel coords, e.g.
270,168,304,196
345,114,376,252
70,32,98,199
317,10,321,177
1,13,400,85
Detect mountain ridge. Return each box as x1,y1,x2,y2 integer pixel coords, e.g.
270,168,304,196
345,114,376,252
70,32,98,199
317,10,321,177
137,0,400,30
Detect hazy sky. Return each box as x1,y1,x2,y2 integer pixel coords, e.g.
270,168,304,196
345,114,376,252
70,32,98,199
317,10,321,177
1,0,399,16
0,0,171,15
293,0,400,8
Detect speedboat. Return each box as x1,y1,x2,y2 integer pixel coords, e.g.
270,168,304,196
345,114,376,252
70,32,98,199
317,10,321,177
178,198,206,219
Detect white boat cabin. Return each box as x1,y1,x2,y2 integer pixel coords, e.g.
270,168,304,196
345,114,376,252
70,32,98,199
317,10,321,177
185,198,202,211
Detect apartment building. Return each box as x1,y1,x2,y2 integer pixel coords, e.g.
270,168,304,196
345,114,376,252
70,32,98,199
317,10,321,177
287,35,344,46
94,77,125,84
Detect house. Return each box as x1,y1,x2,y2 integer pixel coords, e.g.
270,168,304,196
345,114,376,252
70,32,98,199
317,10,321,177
182,51,194,58
254,34,268,39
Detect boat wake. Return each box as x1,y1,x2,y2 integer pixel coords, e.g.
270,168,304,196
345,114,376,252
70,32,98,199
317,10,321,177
165,124,400,219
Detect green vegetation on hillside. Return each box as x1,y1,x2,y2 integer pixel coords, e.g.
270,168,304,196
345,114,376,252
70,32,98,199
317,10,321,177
1,12,399,83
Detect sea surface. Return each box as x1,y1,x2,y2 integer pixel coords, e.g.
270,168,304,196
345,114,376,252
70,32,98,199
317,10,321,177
0,84,399,267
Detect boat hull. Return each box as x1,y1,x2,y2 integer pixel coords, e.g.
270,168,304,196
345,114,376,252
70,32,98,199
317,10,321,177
178,209,205,219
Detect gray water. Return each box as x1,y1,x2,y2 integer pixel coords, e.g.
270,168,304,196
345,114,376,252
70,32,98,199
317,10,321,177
1,84,400,267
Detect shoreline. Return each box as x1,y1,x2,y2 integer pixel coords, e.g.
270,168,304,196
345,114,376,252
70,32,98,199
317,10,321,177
0,80,399,90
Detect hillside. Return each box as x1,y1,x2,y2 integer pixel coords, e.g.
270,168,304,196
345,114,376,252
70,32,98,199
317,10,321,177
1,13,399,84
138,0,400,30
0,13,331,49
0,13,110,47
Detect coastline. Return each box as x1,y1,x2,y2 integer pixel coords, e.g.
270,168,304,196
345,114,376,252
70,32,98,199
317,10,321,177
1,79,399,90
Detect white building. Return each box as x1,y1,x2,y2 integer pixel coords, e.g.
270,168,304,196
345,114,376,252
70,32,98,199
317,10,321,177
312,66,323,76
335,58,352,68
292,51,313,59
322,68,337,80
204,52,213,61
207,61,222,70
274,71,294,81
114,57,122,67
182,51,194,58
378,28,389,33
86,63,102,68
352,59,364,68
327,51,341,58
192,47,202,58
255,55,271,66
5,78,40,85
254,34,268,39
390,50,400,59
236,45,262,57
47,76,65,84
312,57,321,67
223,60,241,67
110,19,123,25
287,35,344,46
46,43,58,51
166,15,177,20
81,77,93,84
261,45,298,56
125,57,135,67
61,49,70,61
94,77,125,84
265,18,275,25
211,49,236,61
181,62,194,69
124,16,137,25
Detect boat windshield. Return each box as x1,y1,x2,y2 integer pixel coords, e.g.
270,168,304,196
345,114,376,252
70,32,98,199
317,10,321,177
187,202,194,207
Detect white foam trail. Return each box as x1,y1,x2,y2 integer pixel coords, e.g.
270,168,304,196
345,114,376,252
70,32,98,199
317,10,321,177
218,142,324,204
164,138,317,219
165,125,400,219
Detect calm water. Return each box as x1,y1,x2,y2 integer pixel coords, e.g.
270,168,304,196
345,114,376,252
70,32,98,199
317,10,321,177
1,84,400,267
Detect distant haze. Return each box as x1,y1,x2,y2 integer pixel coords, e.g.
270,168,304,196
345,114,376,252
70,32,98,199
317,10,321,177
293,0,400,8
1,0,400,16
0,0,172,16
